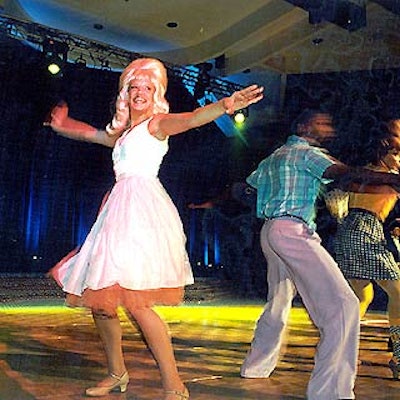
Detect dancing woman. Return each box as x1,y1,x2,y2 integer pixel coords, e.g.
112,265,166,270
334,124,400,380
46,57,263,398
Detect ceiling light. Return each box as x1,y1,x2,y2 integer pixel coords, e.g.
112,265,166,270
47,54,63,75
42,38,68,76
166,21,178,28
233,109,248,124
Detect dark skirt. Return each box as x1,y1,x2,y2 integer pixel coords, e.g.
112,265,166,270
334,209,400,280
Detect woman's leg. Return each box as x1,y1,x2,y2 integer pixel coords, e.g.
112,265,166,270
376,280,400,326
85,311,129,396
91,310,127,377
127,307,186,397
349,279,374,319
376,279,400,378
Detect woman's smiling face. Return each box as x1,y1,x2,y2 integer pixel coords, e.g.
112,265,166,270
128,71,156,113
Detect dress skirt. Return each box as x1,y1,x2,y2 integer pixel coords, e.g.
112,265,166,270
50,174,194,314
334,209,400,281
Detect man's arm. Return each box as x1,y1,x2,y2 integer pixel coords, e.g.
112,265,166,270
324,160,400,189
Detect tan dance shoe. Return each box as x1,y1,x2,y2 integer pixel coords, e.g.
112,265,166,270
164,385,189,399
85,371,129,397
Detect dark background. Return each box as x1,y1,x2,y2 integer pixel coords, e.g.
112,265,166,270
1,34,399,305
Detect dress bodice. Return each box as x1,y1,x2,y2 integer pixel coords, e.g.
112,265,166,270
112,118,169,180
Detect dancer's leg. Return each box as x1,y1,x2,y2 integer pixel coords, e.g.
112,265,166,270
241,223,297,377
349,279,374,319
266,220,359,400
377,280,400,326
376,279,400,378
92,311,127,376
128,307,186,396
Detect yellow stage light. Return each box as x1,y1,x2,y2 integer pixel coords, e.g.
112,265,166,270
234,111,246,124
233,108,249,124
47,58,62,75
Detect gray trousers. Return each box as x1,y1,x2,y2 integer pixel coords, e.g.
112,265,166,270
241,219,360,400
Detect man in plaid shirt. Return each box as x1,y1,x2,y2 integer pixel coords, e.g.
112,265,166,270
241,110,400,399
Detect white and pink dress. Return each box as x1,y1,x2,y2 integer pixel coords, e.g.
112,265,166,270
50,118,194,313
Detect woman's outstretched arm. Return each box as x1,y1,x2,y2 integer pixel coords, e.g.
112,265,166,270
44,101,118,148
149,84,264,139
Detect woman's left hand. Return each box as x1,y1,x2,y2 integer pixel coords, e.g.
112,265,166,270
223,85,264,115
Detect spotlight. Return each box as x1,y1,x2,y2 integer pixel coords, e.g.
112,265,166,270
335,2,366,32
233,109,248,124
287,0,366,32
46,53,63,75
42,38,68,76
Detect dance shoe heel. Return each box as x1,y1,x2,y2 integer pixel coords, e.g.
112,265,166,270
85,371,129,397
164,386,189,399
389,358,400,380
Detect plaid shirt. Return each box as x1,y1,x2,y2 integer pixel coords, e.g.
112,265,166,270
247,135,335,230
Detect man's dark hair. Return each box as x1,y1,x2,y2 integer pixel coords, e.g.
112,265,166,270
291,109,326,134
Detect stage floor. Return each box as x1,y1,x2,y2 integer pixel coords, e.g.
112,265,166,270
0,295,398,400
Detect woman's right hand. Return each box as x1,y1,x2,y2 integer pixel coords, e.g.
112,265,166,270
43,101,69,131
42,101,108,145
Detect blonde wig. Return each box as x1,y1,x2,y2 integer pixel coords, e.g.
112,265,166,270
106,58,169,136
120,58,169,114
